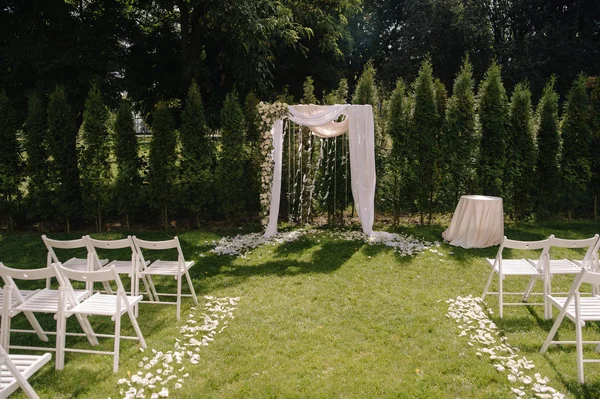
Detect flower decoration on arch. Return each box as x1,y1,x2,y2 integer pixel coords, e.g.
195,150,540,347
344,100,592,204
257,101,288,227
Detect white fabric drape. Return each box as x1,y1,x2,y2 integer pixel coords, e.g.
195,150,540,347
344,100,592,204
265,104,375,237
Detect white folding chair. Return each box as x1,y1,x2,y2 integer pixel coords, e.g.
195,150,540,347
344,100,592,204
0,344,51,399
53,263,146,372
538,234,600,297
41,235,107,272
0,263,97,360
541,268,600,384
482,236,552,319
84,235,151,297
0,263,47,347
569,235,600,272
132,236,198,320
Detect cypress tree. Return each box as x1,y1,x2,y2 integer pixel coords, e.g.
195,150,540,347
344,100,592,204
560,74,592,219
47,85,81,232
433,78,447,212
411,59,439,225
386,78,415,222
23,92,52,230
590,78,600,219
434,78,447,134
477,61,508,197
535,78,560,220
0,91,22,231
215,90,246,221
80,83,111,232
243,92,261,218
506,83,536,220
113,99,142,230
442,57,477,207
180,81,214,227
148,102,177,229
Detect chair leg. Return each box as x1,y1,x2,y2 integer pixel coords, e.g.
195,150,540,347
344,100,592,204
56,301,66,370
22,311,49,342
176,274,182,320
127,307,146,349
74,314,99,346
498,272,503,319
145,275,159,302
523,276,538,301
541,302,570,353
1,298,12,351
482,269,495,300
113,311,121,373
544,278,552,320
575,293,585,384
184,270,198,305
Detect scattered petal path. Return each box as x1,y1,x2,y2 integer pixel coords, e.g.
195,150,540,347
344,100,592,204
446,295,564,399
114,296,239,399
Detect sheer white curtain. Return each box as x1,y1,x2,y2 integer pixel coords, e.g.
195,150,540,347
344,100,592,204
265,104,375,237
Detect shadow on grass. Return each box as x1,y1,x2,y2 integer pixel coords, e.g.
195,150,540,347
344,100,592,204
544,354,600,399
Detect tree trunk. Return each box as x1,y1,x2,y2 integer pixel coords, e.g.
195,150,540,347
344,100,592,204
8,212,13,232
98,209,102,233
66,217,71,234
196,215,201,229
595,193,597,221
126,213,130,231
163,206,168,230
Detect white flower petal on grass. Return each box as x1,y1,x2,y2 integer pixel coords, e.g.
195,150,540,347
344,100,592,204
448,295,563,398
115,297,239,399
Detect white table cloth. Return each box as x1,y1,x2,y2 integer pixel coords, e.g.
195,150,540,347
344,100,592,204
442,195,504,248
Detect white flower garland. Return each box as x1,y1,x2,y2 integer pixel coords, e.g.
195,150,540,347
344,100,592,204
211,229,310,257
114,296,239,399
211,228,436,258
446,295,564,399
257,101,288,228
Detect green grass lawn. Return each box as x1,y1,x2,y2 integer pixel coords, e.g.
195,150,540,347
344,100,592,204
2,220,600,398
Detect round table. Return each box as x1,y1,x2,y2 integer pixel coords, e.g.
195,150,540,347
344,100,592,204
442,195,504,249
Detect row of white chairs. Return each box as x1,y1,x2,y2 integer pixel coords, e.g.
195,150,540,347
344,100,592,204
0,261,145,374
482,233,600,383
0,234,199,396
42,235,198,320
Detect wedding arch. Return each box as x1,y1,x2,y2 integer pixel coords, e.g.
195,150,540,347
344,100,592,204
263,104,376,237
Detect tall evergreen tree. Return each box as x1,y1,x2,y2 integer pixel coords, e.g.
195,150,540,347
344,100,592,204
477,61,508,197
535,78,560,220
386,78,415,222
180,81,214,227
0,91,22,231
433,77,447,212
47,85,80,232
80,83,111,232
215,90,246,221
243,92,261,219
23,92,52,230
442,57,477,206
589,78,600,220
411,59,439,225
560,74,592,219
148,102,178,229
506,83,536,220
113,99,142,230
